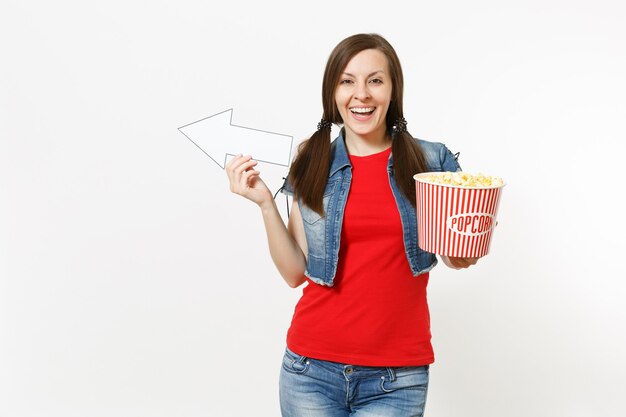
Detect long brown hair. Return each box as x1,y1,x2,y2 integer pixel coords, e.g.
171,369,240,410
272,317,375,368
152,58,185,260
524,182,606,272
289,33,428,215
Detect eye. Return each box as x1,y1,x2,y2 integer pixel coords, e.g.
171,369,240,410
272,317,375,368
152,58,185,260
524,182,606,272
370,78,383,84
339,79,354,85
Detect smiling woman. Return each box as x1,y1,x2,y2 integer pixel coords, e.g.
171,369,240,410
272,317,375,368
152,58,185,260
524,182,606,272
288,34,430,217
334,50,392,151
225,33,481,417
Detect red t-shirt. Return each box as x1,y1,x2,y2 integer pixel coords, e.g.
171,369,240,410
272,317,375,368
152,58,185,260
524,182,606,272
287,146,434,366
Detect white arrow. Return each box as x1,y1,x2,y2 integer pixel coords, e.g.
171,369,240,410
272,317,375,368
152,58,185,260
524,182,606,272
178,109,293,168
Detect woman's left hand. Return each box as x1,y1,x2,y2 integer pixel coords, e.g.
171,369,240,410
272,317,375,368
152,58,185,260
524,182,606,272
441,256,480,269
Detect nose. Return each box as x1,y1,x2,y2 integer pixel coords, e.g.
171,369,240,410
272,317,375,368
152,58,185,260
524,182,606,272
354,81,370,100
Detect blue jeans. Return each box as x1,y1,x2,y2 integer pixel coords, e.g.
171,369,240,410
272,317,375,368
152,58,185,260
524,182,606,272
279,347,429,417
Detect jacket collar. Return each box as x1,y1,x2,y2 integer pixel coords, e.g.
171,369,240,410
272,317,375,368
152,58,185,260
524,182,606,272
329,130,351,177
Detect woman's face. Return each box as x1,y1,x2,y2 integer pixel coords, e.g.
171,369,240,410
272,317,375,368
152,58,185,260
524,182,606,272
334,48,392,142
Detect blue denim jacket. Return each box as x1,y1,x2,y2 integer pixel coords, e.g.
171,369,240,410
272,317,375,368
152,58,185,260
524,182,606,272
282,131,461,286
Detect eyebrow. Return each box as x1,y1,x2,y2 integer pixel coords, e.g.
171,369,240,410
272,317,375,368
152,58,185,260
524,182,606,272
342,70,386,77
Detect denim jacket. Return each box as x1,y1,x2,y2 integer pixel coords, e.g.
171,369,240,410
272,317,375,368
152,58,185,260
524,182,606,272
282,131,461,286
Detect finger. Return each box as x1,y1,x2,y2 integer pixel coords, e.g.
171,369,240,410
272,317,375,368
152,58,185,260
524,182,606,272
455,259,470,268
230,169,259,195
225,155,244,184
225,153,244,171
231,156,254,180
241,169,261,186
226,154,251,175
238,159,258,177
449,257,471,268
457,257,479,268
227,155,250,192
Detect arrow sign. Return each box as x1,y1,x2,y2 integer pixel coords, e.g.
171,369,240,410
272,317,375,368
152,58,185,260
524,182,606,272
178,109,293,168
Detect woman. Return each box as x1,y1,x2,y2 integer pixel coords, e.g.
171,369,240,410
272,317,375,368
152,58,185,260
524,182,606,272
226,33,479,417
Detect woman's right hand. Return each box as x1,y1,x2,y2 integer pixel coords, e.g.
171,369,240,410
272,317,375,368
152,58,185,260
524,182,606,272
225,154,273,208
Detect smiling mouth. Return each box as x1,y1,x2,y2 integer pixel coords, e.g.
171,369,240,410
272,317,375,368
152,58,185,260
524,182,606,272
350,107,375,116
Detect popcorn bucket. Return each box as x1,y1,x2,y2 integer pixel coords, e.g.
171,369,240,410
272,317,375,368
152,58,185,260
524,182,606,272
414,172,505,258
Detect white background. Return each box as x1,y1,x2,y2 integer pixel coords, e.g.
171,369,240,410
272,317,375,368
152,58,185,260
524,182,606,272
1,0,625,416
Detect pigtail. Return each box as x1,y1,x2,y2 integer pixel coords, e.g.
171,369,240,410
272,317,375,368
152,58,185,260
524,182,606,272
391,121,429,207
288,124,332,216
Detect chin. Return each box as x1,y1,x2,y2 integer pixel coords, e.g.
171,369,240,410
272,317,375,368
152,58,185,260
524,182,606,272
347,124,383,137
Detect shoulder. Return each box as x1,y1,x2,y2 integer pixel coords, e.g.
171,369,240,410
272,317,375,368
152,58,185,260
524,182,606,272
414,137,448,156
414,137,462,172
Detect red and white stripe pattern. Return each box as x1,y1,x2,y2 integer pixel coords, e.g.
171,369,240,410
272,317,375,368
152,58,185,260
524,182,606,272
416,176,503,258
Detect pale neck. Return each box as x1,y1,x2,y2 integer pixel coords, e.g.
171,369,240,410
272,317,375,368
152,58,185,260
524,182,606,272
344,126,391,157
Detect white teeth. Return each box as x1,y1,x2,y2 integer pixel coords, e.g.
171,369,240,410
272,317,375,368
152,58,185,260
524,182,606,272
350,107,375,114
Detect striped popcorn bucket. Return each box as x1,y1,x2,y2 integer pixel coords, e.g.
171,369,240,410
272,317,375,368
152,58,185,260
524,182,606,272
414,173,505,257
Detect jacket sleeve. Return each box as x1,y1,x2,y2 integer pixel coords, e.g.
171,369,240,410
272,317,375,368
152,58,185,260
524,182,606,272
439,144,462,172
416,138,462,172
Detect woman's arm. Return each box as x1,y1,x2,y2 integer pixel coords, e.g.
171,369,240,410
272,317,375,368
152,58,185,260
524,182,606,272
226,154,307,288
259,198,307,287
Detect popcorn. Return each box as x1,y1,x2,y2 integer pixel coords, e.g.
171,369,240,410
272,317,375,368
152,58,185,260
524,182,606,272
414,171,505,257
418,172,504,188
